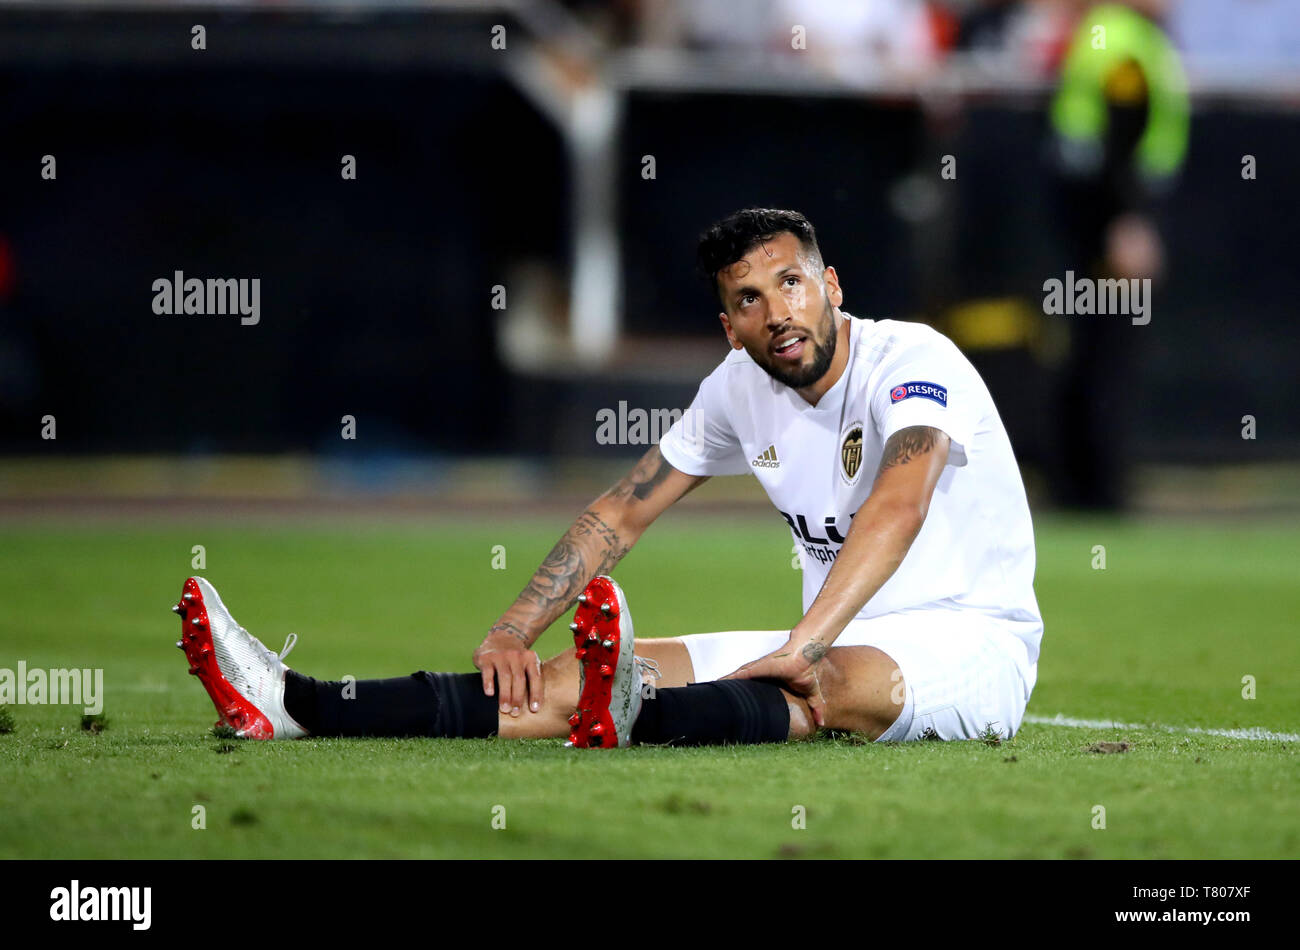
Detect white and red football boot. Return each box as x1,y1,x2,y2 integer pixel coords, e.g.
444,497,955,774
566,575,652,749
173,576,307,740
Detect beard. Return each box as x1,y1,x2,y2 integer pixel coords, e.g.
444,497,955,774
753,300,838,390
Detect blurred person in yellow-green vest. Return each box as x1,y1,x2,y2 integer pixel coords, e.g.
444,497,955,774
1047,1,1188,510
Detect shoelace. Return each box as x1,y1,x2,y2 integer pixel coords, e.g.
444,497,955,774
635,656,661,681
248,631,298,665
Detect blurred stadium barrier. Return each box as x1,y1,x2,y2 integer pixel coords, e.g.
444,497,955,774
1,0,1297,511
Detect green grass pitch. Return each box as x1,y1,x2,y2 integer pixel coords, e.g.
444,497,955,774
1,514,1296,859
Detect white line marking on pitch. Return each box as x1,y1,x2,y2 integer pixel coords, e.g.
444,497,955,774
1025,713,1299,743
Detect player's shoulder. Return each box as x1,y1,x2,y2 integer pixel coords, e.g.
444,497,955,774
710,339,765,382
856,316,968,369
860,316,958,351
721,343,756,369
687,342,767,412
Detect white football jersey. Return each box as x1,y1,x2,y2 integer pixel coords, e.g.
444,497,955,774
658,314,1043,667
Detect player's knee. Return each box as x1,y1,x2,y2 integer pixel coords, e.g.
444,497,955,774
542,647,576,670
818,650,907,740
816,703,897,740
786,695,818,739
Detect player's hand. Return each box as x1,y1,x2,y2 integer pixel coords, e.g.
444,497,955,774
472,629,544,717
721,640,828,728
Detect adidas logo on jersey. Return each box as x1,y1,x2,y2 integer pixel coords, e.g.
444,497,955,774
751,445,780,469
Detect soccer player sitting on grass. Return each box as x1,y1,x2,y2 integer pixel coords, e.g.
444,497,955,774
174,208,1043,747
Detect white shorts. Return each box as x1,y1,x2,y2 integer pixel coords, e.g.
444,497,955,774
678,607,1037,742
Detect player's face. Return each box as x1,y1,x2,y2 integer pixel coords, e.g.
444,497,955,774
716,232,844,391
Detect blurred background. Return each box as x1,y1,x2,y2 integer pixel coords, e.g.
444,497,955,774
1,0,1298,517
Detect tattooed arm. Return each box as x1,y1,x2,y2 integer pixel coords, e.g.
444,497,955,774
791,425,950,654
722,426,950,718
473,445,707,714
493,445,707,643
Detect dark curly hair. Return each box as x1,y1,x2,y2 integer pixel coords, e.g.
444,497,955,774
696,208,823,304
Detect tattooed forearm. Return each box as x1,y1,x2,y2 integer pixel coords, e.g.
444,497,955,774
572,507,621,550
876,426,942,477
610,445,675,502
495,446,698,641
597,540,632,576
488,620,532,645
516,509,630,618
577,507,632,576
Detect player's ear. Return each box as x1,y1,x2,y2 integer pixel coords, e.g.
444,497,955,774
823,265,843,308
718,311,743,350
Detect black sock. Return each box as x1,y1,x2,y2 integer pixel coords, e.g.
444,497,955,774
630,678,791,746
283,670,499,738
